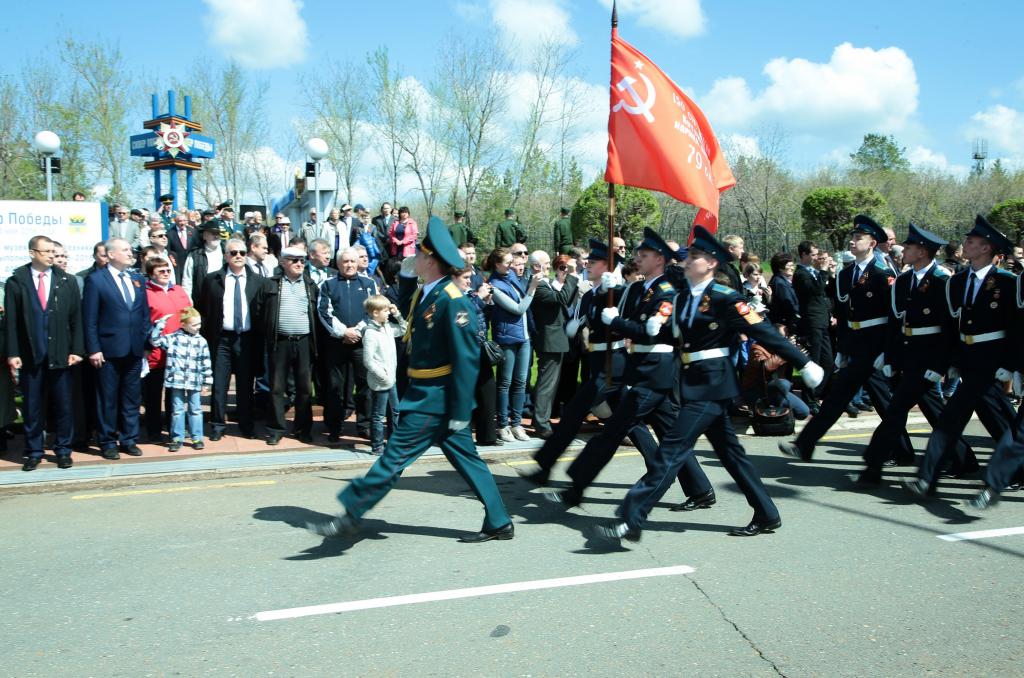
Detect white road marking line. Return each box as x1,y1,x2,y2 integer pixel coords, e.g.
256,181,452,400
253,565,696,621
938,526,1024,542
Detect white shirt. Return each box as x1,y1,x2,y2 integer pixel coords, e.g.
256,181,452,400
107,266,134,303
685,278,713,327
223,269,250,332
964,264,992,304
911,261,934,288
419,277,445,305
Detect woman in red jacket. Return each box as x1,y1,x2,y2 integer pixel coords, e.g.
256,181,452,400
388,206,418,257
143,256,192,444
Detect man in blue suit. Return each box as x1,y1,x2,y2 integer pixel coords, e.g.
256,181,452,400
82,238,152,459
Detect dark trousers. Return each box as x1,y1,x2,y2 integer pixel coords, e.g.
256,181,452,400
474,351,498,444
326,342,370,436
556,342,583,416
796,357,913,458
268,335,313,436
863,369,974,471
985,407,1024,490
567,386,705,498
619,398,778,529
918,371,1013,486
143,367,169,438
534,374,658,472
339,411,511,531
95,355,142,450
533,351,564,433
799,323,832,399
23,361,73,459
212,332,257,436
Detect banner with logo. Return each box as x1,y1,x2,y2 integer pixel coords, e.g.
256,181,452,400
0,200,107,282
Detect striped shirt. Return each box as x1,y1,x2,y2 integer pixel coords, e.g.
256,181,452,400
278,276,311,335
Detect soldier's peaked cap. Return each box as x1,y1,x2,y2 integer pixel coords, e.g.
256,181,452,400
587,238,621,267
689,225,733,267
637,227,674,260
966,214,1013,254
419,216,465,269
903,222,947,250
852,214,886,242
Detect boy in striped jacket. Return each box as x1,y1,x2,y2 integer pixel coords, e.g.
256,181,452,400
150,307,213,451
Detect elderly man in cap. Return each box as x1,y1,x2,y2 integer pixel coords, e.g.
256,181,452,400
308,217,513,543
592,227,824,542
181,221,226,300
857,224,976,485
780,215,914,463
905,215,1018,499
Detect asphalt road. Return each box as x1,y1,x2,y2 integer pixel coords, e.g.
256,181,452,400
1,422,1022,677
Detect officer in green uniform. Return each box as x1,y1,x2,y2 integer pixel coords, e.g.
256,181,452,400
494,209,526,249
156,193,175,228
448,211,477,247
552,207,573,255
308,216,514,543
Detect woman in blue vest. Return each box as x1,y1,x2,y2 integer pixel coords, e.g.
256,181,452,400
484,247,540,443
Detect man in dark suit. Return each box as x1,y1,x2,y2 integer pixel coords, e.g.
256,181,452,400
371,202,394,271
792,240,833,407
527,250,578,438
6,235,85,470
197,238,268,441
166,212,198,281
720,234,745,292
767,252,800,332
82,237,152,459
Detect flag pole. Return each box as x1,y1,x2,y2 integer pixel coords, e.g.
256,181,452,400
605,1,618,387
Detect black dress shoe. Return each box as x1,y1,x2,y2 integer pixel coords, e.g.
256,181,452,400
845,404,860,418
22,457,40,472
729,517,782,537
541,488,581,509
101,448,121,460
325,432,341,444
589,521,641,543
459,523,515,543
535,428,554,440
778,440,811,461
855,469,882,485
902,478,933,499
209,431,224,442
306,512,360,538
120,445,144,457
56,456,73,470
516,467,550,487
967,487,999,510
670,489,716,511
266,432,283,446
297,433,314,444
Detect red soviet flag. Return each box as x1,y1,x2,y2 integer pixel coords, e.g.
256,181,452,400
605,28,735,233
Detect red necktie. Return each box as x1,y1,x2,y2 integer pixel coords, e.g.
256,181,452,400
37,272,47,311
179,228,188,248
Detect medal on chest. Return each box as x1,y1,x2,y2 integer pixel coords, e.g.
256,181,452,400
698,294,711,313
423,303,436,329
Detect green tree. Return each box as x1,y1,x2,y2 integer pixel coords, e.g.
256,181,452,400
850,133,910,173
989,198,1024,242
801,186,890,250
571,178,661,244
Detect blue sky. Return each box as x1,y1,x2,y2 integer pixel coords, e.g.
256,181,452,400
3,0,1023,195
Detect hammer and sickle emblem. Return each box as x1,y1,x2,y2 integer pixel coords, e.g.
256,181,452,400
612,71,656,123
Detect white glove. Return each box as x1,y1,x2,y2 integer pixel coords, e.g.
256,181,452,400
996,368,1013,383
801,361,824,389
400,255,417,278
448,419,469,432
645,316,663,337
923,369,943,383
947,366,959,381
566,317,582,339
599,271,616,291
834,353,849,369
601,307,619,325
1014,372,1023,397
873,353,885,371
881,364,894,378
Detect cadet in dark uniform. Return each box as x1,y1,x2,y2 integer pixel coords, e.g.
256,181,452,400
857,224,974,484
494,209,526,249
780,215,913,462
520,240,658,485
594,227,824,542
905,216,1018,498
545,228,707,508
308,217,513,543
552,208,573,255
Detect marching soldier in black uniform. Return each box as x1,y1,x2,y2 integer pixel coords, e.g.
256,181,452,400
520,239,658,485
780,215,914,462
594,227,824,542
545,228,708,509
857,223,975,484
905,215,1018,498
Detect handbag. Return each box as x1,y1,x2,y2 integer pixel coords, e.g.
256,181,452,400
482,340,505,367
751,376,795,436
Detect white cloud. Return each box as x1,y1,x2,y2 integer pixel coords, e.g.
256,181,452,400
597,0,705,39
490,0,578,51
701,43,919,136
906,145,969,177
967,104,1024,156
454,1,487,22
202,0,308,69
721,133,760,160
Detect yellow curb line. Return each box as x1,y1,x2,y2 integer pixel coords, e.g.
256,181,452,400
71,479,277,500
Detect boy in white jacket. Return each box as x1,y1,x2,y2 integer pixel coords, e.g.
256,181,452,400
361,295,406,454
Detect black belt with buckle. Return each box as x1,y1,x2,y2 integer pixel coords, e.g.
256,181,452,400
277,333,308,341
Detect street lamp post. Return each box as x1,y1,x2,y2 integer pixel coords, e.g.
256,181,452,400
33,131,61,201
305,138,329,219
